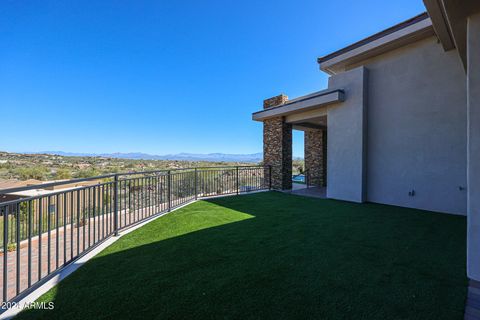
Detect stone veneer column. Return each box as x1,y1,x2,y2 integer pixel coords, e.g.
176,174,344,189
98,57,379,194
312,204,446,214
263,94,292,190
304,129,327,187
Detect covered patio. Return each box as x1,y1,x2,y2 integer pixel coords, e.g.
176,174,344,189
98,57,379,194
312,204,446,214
252,68,368,204
252,91,336,192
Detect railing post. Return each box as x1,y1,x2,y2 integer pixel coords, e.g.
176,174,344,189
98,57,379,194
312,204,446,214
194,168,198,200
167,170,171,212
269,165,272,190
236,166,239,194
3,206,8,302
114,174,119,236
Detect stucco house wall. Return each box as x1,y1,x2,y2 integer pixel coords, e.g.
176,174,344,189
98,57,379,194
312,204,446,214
350,36,467,215
255,22,468,216
326,67,368,203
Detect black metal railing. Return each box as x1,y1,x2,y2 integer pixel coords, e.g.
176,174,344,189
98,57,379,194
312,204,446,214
0,165,272,304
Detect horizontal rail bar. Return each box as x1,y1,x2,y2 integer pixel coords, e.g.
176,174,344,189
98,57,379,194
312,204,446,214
116,165,272,177
0,165,277,194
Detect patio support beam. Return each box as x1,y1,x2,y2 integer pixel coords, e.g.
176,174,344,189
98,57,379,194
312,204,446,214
263,94,292,190
252,89,343,121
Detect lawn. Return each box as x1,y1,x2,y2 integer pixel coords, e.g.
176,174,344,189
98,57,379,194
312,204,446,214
17,192,467,319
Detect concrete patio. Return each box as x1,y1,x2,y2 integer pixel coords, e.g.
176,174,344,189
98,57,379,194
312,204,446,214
283,183,326,199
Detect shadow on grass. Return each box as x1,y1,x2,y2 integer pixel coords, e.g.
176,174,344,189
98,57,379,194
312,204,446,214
16,192,467,320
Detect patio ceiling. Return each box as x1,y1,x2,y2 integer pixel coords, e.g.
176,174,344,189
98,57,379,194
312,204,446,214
291,115,327,131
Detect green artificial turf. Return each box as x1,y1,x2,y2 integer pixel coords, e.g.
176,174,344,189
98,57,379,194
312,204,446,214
17,192,467,319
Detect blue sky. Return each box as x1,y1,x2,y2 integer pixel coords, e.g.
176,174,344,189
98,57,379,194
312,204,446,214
0,0,425,157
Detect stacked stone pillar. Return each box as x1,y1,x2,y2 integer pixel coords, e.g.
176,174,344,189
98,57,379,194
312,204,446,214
263,94,292,190
304,129,327,187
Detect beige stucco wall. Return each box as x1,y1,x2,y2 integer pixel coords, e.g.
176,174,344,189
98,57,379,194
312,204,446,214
349,36,467,215
327,67,368,203
467,12,480,280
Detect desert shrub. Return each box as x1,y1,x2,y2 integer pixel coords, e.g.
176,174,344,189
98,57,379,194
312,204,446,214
55,168,72,180
14,166,49,180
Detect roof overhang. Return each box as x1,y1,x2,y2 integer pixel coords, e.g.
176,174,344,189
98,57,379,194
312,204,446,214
423,0,480,71
422,0,455,51
318,13,434,75
252,89,344,122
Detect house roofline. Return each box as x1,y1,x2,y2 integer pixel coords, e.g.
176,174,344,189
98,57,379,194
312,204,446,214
317,12,430,65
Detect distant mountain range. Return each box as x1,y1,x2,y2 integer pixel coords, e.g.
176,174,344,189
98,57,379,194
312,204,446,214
25,151,265,163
